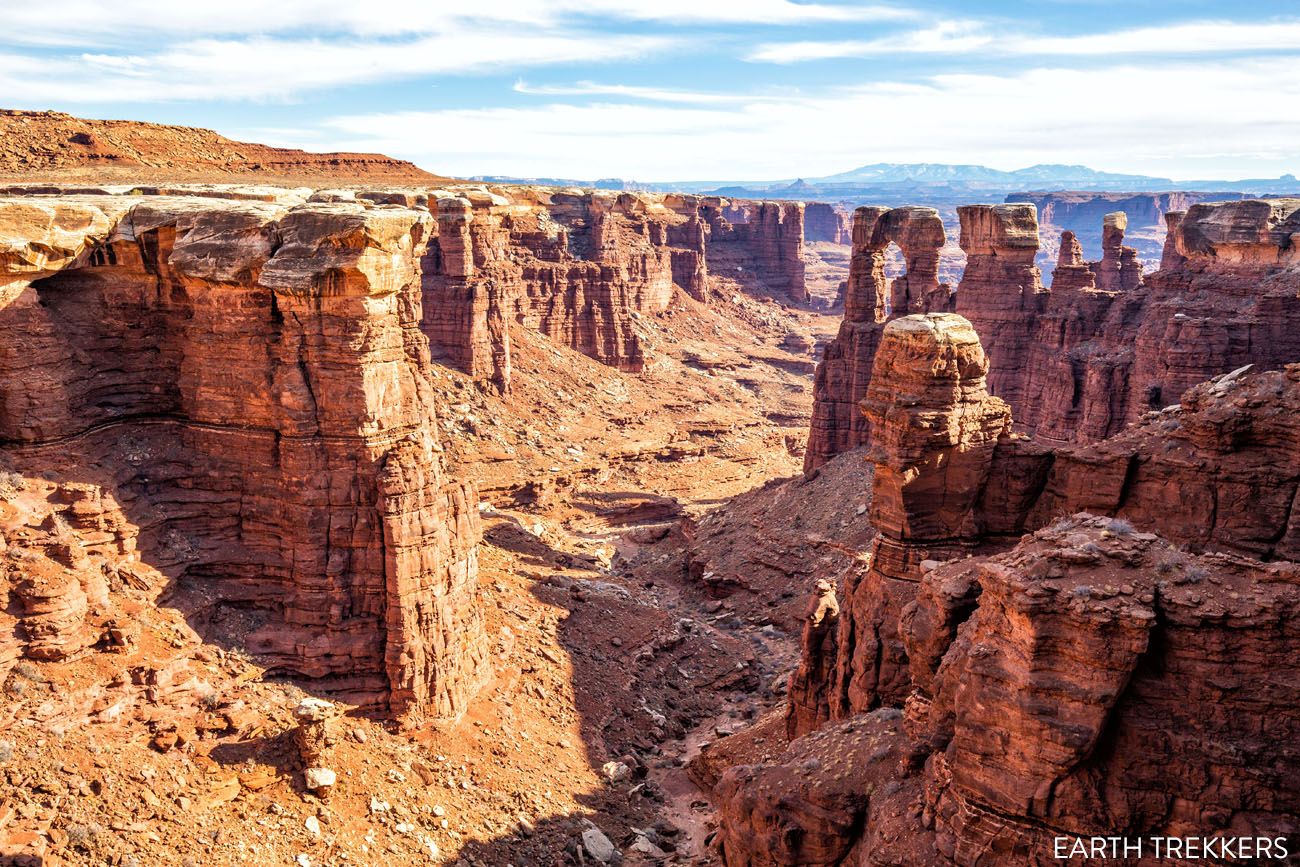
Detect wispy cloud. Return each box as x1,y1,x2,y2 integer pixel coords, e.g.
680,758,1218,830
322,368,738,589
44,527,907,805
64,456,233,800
320,59,1300,180
748,20,990,62
0,0,918,47
1011,19,1300,55
512,80,799,105
0,30,675,103
748,17,1300,62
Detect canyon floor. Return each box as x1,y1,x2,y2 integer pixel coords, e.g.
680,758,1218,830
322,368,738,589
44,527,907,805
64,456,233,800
1,244,866,866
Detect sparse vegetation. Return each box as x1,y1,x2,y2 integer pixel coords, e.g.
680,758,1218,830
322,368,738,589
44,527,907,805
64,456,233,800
64,822,101,850
0,470,26,497
1106,518,1135,537
11,660,43,682
1155,553,1182,576
4,661,46,697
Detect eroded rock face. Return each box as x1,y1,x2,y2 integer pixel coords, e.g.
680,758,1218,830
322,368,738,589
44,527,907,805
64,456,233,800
952,203,1045,412
420,190,809,391
714,199,808,302
804,202,852,245
807,314,1300,726
790,314,1009,731
0,194,487,725
723,515,1300,865
915,518,1300,865
810,197,1300,468
719,312,1300,865
804,206,950,470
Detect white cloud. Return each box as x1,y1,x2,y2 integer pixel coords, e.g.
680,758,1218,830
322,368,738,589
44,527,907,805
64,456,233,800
566,0,917,25
748,20,990,62
512,80,797,104
0,0,916,46
315,59,1300,180
1014,19,1300,54
749,17,1300,61
0,30,674,103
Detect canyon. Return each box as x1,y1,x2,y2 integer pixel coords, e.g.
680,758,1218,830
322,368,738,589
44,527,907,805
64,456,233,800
715,313,1300,866
806,197,1300,467
1,115,1298,867
0,172,840,866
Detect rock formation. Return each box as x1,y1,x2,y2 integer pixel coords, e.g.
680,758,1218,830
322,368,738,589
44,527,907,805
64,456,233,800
791,314,1010,729
804,206,949,470
1006,189,1254,274
421,188,683,389
0,192,487,725
708,199,808,302
809,197,1300,470
717,312,1300,865
804,202,852,244
420,189,811,391
1093,210,1143,291
0,109,438,182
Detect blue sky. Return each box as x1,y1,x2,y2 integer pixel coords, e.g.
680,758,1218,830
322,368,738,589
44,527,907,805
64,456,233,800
3,1,1298,181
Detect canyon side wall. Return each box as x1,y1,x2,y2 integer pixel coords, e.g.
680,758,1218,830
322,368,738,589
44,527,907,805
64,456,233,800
719,312,1300,865
803,206,949,470
0,193,487,726
806,197,1300,469
419,189,809,392
804,202,852,244
1006,189,1253,273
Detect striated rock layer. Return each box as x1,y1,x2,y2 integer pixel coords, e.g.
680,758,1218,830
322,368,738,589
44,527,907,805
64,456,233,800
804,202,852,245
421,189,809,391
719,312,1300,865
804,206,949,470
0,109,439,181
808,197,1300,469
721,516,1300,866
0,193,488,725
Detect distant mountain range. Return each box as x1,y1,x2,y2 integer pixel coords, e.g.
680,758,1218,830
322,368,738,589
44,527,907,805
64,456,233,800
807,162,1162,186
472,163,1300,203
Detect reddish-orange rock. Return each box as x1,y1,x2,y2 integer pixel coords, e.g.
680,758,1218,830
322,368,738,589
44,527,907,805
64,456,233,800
420,189,809,392
708,199,808,302
1093,210,1143,291
804,202,852,245
0,194,487,725
721,313,1300,865
952,203,1046,411
810,198,1300,468
913,518,1300,865
804,206,950,471
790,313,1009,733
0,109,439,182
727,515,1300,866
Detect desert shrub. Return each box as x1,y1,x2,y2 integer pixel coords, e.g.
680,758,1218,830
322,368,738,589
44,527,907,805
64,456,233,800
1106,517,1135,537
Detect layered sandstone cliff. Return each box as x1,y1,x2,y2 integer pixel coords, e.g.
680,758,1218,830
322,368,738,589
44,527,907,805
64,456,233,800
719,312,1300,865
420,189,810,391
808,197,1300,469
0,109,438,182
804,206,949,470
1006,189,1253,273
0,193,487,725
721,514,1300,866
805,203,852,245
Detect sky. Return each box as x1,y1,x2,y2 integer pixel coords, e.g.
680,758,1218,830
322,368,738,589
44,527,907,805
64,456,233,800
3,1,1298,182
